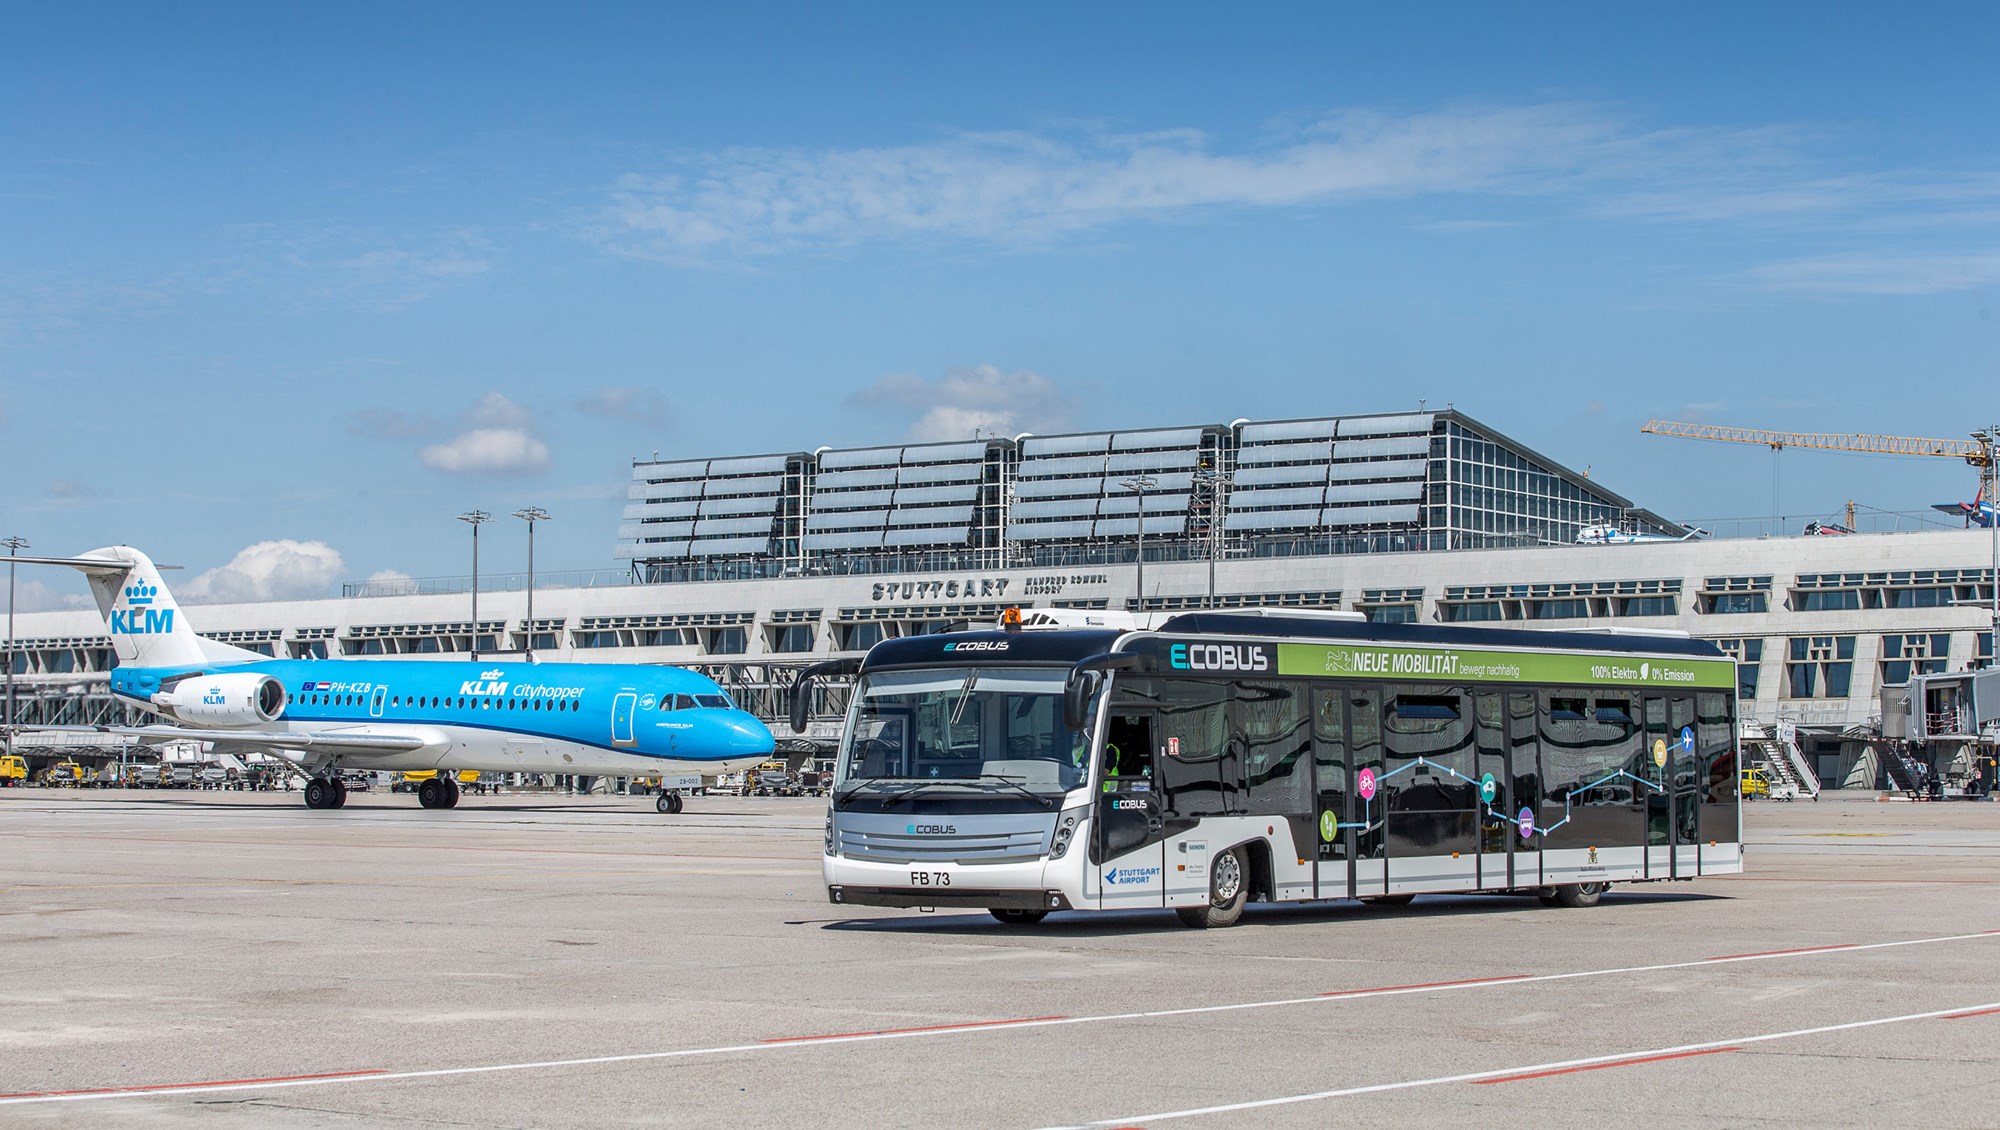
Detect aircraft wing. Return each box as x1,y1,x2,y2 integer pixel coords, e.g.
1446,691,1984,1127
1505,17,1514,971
18,724,430,754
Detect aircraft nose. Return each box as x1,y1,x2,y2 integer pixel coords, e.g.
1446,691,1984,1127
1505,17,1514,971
731,712,776,757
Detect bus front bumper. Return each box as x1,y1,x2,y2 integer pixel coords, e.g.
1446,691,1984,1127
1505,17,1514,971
827,885,1073,912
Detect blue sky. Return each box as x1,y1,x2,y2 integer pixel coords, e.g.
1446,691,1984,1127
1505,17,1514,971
4,3,1997,606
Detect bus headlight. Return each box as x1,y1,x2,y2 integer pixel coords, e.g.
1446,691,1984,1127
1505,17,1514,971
1049,806,1086,859
824,813,837,856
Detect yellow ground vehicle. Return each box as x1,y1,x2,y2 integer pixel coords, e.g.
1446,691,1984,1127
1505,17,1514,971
395,769,481,787
1740,766,1771,799
40,762,87,787
0,755,26,786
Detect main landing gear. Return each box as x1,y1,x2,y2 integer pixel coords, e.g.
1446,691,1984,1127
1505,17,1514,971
417,776,461,810
303,777,348,810
655,791,684,814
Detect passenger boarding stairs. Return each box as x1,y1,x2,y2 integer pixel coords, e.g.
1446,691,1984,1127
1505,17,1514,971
1881,750,1928,800
1742,721,1820,801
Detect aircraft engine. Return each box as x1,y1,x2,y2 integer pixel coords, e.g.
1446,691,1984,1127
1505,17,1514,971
154,673,288,727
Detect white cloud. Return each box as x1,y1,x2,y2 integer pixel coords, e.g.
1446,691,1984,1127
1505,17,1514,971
180,540,346,604
6,577,93,613
848,364,1074,442
1748,250,2000,295
365,568,414,584
575,385,671,426
420,428,552,474
467,391,533,430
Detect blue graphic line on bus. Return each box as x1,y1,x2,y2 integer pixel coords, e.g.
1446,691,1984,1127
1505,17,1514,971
1332,757,1664,840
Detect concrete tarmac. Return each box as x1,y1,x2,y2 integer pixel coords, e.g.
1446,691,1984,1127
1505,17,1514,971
3,788,1998,1128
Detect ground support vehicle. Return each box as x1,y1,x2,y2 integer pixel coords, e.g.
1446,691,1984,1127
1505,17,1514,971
38,762,88,787
800,613,1744,928
0,755,26,786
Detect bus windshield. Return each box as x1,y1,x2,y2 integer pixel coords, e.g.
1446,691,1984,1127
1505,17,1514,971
838,667,1088,797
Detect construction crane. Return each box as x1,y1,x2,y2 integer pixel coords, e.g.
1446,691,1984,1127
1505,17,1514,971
1639,421,1991,466
1639,420,1999,535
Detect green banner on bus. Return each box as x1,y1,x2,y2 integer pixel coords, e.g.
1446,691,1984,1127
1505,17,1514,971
1275,642,1734,690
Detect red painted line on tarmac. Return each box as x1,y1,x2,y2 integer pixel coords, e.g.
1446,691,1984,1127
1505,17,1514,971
0,1069,385,1099
1704,944,1858,961
1468,1047,1739,1085
1710,877,2000,885
1942,1007,2000,1020
761,1016,1068,1044
1323,975,1529,997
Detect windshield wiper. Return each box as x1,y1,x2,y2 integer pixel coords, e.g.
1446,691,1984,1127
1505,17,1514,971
975,774,1056,809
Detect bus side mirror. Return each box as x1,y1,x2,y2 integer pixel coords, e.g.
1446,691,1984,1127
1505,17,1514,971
790,658,861,734
1062,672,1099,732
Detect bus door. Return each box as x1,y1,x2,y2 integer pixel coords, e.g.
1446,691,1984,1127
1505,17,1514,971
1094,708,1165,908
1310,687,1350,899
1152,680,1236,907
1473,692,1511,889
1645,694,1701,878
1382,689,1477,894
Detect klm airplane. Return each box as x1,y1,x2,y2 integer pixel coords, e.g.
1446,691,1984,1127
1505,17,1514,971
16,547,775,812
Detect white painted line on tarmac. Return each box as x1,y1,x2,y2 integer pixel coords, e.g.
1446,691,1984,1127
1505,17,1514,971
2,928,1995,1107
1027,998,2000,1129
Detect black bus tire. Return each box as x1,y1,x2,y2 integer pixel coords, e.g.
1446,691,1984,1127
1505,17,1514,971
1361,893,1415,907
989,908,1048,926
1553,882,1607,908
1176,846,1248,929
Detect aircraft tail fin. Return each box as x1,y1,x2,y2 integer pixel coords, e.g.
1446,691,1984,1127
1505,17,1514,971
12,546,263,669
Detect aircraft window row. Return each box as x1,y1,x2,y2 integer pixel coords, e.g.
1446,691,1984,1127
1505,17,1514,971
298,692,582,712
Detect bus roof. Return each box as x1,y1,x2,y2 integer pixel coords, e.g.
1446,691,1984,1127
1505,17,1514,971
1149,611,1726,660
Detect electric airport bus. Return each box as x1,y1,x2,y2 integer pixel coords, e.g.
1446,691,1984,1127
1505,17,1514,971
793,611,1742,927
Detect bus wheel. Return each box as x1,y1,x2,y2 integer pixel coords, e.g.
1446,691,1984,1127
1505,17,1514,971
1176,846,1248,929
1552,882,1607,908
989,908,1048,926
1361,893,1415,907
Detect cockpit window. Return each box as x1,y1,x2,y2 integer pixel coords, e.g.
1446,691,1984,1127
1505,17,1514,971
694,694,731,709
664,694,694,711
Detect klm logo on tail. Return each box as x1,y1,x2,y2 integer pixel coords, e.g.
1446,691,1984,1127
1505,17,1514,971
112,584,175,635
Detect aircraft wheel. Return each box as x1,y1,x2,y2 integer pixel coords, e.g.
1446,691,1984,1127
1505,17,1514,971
304,779,334,810
331,779,349,808
656,791,688,814
418,778,443,809
440,777,461,809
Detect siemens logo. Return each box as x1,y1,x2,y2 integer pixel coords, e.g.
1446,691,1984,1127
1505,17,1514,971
905,823,957,835
1169,642,1271,673
942,641,1009,652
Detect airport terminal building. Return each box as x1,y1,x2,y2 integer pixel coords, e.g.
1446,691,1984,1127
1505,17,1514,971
8,409,1995,790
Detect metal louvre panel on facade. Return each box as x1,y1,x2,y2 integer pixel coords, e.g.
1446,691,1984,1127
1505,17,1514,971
1112,427,1206,451
890,504,973,526
905,440,989,463
624,499,702,521
1232,485,1325,509
1333,435,1430,460
1323,502,1421,525
1326,457,1428,482
815,467,899,490
690,535,771,555
1131,471,1194,492
1338,412,1434,437
891,483,980,506
629,519,695,538
804,530,884,551
632,477,705,501
704,474,783,497
616,538,689,559
1013,476,1103,499
814,488,896,511
706,454,792,476
1325,480,1422,505
896,462,982,485
1238,418,1339,444
807,508,888,531
1022,432,1111,457
817,446,901,471
1226,506,1323,531
1018,454,1108,478
1007,518,1095,541
699,494,782,517
1098,491,1191,515
1094,515,1184,538
1009,498,1098,521
1105,450,1199,474
633,458,708,480
693,515,772,537
1236,439,1332,465
1234,463,1328,488
882,526,970,547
